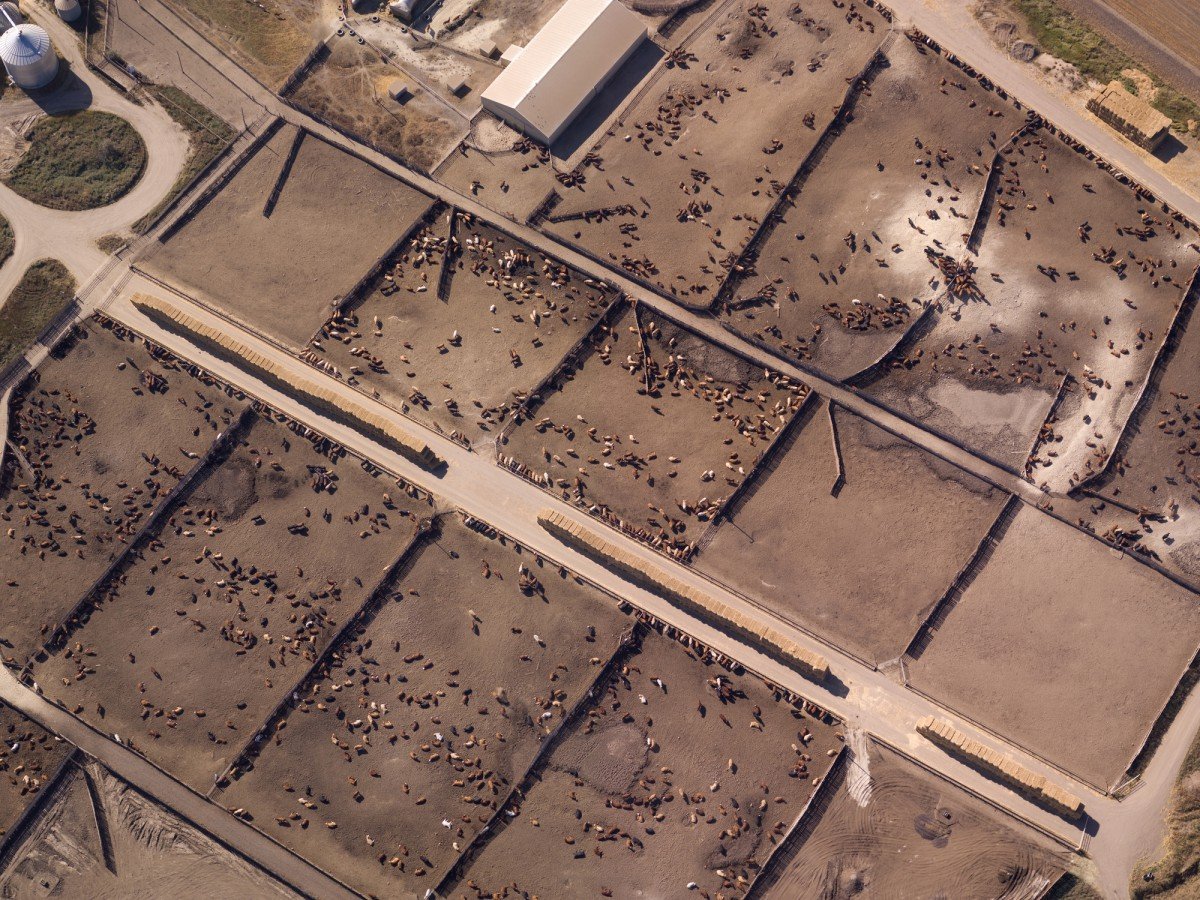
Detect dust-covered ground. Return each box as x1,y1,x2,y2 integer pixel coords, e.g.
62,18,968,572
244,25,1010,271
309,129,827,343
0,701,72,842
499,304,807,557
908,505,1200,790
864,128,1199,480
219,515,630,898
539,0,888,306
0,761,299,899
32,411,426,791
719,35,1011,380
0,323,245,665
694,399,1010,665
752,737,1066,898
306,211,616,447
288,36,468,174
142,123,435,349
446,625,843,899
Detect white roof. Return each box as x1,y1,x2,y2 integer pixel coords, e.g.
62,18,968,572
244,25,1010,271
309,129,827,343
0,24,50,67
482,0,645,142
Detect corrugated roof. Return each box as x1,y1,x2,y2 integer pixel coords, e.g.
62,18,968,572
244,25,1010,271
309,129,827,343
1092,80,1171,138
482,0,646,142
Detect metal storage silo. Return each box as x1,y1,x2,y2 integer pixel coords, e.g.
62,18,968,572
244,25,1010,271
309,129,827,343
0,3,23,34
55,0,82,23
0,23,58,90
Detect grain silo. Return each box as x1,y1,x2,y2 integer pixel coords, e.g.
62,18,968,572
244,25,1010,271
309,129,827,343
0,21,58,90
55,0,82,23
0,4,22,34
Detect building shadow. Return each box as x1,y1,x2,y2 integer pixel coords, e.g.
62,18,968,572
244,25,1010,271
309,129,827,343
27,66,94,116
1154,133,1188,164
551,39,664,161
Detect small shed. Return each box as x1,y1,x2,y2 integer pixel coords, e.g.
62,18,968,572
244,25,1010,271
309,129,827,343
387,78,411,103
1087,81,1171,151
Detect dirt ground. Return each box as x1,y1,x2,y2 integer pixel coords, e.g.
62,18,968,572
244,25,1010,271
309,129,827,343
908,504,1200,790
424,0,568,57
306,211,616,446
142,123,434,350
1066,282,1200,585
0,701,71,841
446,625,843,899
0,323,245,665
499,304,807,557
720,35,1012,380
220,515,631,898
0,761,298,899
177,0,333,88
864,128,1199,480
752,736,1066,898
539,0,888,306
694,399,1011,665
288,36,468,174
32,411,426,792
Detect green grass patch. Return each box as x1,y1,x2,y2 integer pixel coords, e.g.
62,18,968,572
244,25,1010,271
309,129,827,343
4,110,147,210
1013,0,1200,133
132,84,234,234
0,216,14,269
1132,720,1200,896
0,259,76,373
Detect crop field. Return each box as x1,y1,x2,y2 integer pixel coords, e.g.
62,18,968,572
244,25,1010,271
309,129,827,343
306,211,616,446
539,0,887,306
719,36,1011,380
446,626,843,899
694,399,1010,665
178,0,331,88
499,304,807,557
752,737,1066,898
0,323,244,664
0,761,298,898
863,128,1199,480
908,505,1200,789
288,37,467,174
219,515,631,897
0,701,71,842
1070,287,1200,584
32,411,425,791
142,124,434,350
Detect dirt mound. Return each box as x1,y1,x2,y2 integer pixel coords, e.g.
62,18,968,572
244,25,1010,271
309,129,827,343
552,721,648,794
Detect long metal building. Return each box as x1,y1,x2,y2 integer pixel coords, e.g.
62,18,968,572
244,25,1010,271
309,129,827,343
481,0,647,146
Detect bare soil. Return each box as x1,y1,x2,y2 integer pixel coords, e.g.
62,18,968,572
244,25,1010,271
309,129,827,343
720,35,1011,380
0,323,245,664
220,515,631,898
540,0,888,306
753,736,1066,898
0,762,298,899
32,412,425,791
289,37,467,174
426,0,568,57
0,701,71,841
499,304,807,556
143,123,434,350
694,399,1010,665
864,128,1199,480
447,626,844,900
908,505,1200,789
307,211,616,446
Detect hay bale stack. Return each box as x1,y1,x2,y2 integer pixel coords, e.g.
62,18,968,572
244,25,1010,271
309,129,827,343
538,508,829,681
915,716,1084,818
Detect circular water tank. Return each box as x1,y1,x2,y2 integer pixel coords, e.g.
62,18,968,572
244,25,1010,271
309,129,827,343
0,3,23,34
55,0,82,23
0,24,57,90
